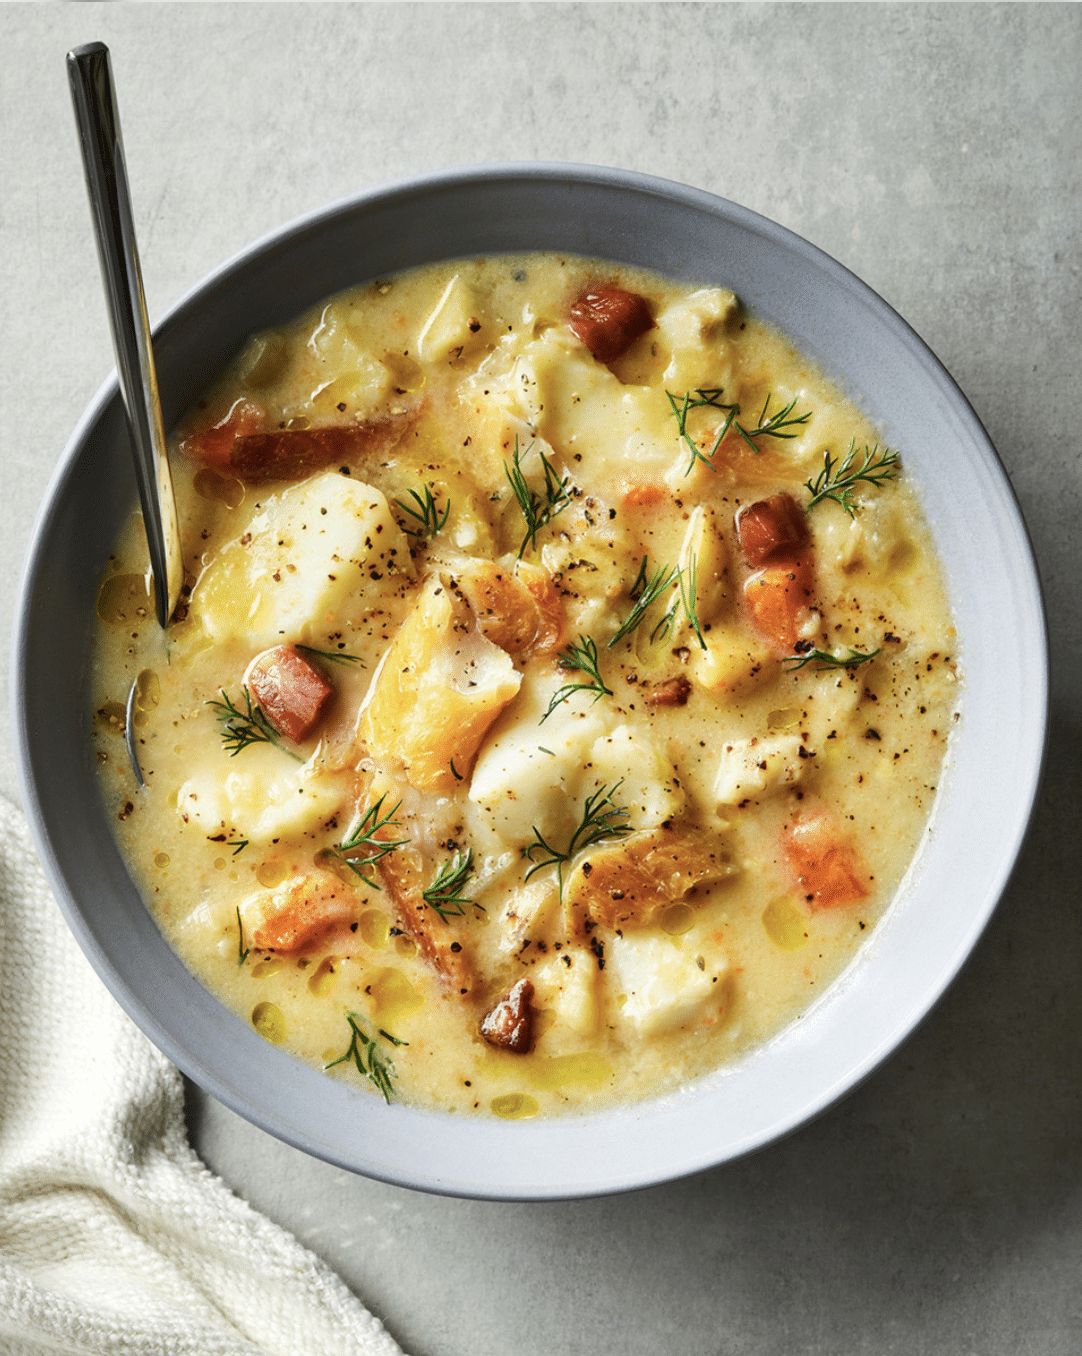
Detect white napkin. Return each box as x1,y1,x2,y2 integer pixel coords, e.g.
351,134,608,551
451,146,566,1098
0,797,405,1356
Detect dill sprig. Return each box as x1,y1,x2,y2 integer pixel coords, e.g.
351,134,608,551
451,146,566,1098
783,645,881,673
329,795,409,890
422,849,478,922
207,688,302,761
394,483,451,538
296,644,364,667
645,556,708,651
667,387,811,474
505,437,573,558
609,557,678,648
236,907,249,966
804,440,901,516
667,389,737,473
324,1011,401,1103
677,554,708,652
541,636,613,721
741,392,813,447
524,781,632,897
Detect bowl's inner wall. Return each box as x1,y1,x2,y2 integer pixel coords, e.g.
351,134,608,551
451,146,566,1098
15,166,1047,1199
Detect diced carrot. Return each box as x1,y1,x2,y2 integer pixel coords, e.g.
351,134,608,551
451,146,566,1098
736,493,809,567
743,553,816,653
178,398,264,469
247,645,333,742
783,812,869,909
252,874,355,952
621,482,669,508
569,284,654,363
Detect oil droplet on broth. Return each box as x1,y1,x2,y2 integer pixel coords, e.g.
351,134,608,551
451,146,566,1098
96,572,152,625
154,852,169,869
358,909,390,948
368,967,424,1022
767,707,802,731
381,352,425,392
251,1001,286,1043
762,896,809,951
490,1092,540,1120
193,467,245,509
130,669,161,729
308,957,339,998
256,858,290,889
394,935,417,959
96,701,126,736
252,958,286,979
660,902,695,936
527,1052,612,1091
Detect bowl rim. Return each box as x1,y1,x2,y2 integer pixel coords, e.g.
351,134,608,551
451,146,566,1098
12,161,1049,1199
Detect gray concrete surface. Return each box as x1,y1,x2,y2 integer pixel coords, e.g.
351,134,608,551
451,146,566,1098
3,4,1080,1353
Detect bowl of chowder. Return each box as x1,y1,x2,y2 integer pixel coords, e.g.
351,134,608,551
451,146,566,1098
14,165,1046,1199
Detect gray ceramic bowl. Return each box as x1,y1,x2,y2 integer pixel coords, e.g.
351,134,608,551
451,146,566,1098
13,164,1047,1199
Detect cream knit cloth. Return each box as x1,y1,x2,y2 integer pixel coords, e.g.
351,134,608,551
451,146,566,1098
0,798,405,1356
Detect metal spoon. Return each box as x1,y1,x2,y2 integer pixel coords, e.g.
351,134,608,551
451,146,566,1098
68,41,183,784
68,41,183,629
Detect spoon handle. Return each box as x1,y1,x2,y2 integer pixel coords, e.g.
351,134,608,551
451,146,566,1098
67,41,183,629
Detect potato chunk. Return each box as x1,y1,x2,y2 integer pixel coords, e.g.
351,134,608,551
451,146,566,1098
177,743,349,846
189,472,410,649
358,575,522,792
606,934,730,1037
417,274,488,364
713,734,809,807
530,952,600,1038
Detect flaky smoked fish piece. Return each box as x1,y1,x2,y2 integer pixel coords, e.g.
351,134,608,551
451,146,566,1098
376,839,475,998
564,824,735,933
358,575,522,793
251,874,356,953
450,559,566,662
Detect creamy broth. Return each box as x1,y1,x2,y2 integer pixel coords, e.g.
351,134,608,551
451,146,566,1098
91,254,957,1118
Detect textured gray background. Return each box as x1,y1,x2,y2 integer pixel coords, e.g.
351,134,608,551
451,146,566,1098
3,4,1080,1353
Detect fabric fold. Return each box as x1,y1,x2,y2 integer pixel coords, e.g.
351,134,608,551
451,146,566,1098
0,798,404,1356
